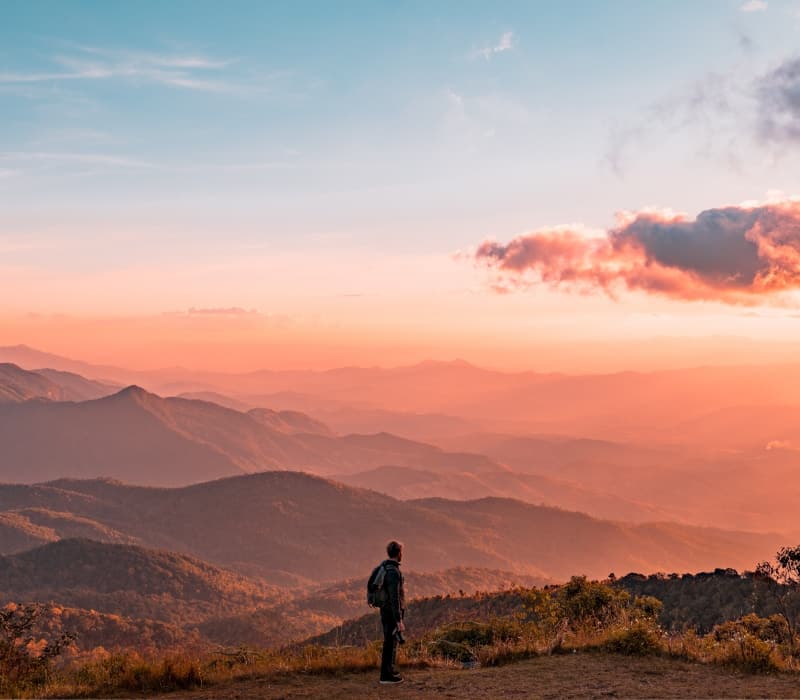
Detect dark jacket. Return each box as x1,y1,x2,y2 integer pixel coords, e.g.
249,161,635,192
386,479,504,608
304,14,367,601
381,559,405,623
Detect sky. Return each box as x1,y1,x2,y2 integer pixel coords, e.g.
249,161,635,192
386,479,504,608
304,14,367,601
3,0,800,371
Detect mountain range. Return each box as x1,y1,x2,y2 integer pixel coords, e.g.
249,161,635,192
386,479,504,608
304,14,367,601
0,380,498,486
6,344,800,448
0,538,279,625
0,473,781,584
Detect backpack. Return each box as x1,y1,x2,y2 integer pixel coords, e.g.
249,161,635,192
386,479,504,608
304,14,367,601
367,562,388,608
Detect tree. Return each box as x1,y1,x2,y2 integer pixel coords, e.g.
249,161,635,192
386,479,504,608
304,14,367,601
755,545,800,654
0,603,74,693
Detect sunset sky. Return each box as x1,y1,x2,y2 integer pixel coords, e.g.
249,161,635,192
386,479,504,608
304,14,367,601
3,0,800,370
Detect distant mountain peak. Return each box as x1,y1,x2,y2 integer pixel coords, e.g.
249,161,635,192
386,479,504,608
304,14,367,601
413,358,476,369
114,385,152,399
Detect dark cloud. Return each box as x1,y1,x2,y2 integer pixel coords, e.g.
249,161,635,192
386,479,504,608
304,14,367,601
606,53,800,173
611,208,764,286
472,201,800,305
756,57,800,143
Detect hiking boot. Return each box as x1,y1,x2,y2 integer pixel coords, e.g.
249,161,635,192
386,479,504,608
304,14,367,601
379,674,404,684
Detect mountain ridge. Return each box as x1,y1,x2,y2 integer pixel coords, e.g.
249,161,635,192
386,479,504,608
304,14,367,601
0,472,782,584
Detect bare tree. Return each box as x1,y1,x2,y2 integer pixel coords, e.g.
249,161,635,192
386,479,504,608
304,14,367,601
755,545,800,655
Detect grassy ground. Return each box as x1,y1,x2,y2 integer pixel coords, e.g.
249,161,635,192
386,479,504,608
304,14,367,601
151,651,800,699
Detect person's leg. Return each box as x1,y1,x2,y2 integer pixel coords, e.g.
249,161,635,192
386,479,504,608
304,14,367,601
380,608,397,679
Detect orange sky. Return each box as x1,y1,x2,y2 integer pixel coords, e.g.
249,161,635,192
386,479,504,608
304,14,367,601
4,237,800,373
5,305,800,373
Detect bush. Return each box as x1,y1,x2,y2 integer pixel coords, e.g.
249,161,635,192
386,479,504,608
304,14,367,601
709,615,786,674
429,639,476,663
557,576,631,630
713,614,790,647
425,619,524,665
718,635,780,673
0,603,73,696
603,622,663,656
434,620,521,647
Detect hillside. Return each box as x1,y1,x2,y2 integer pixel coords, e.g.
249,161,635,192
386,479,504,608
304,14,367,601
0,507,139,553
9,602,200,654
0,473,782,584
0,363,118,403
337,466,673,523
199,567,549,648
246,407,333,436
0,539,280,625
306,568,781,649
35,367,119,401
0,363,72,403
0,386,500,485
8,345,800,446
614,570,782,633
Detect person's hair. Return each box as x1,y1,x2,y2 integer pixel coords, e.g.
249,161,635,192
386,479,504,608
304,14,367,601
386,540,403,559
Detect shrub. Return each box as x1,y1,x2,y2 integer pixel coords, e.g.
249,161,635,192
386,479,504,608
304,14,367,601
718,635,780,673
429,639,476,663
708,615,787,673
434,620,521,647
0,603,73,695
713,614,790,647
603,622,663,656
556,576,630,630
425,619,524,665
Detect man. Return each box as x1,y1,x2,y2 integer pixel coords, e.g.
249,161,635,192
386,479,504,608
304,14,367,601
379,540,406,684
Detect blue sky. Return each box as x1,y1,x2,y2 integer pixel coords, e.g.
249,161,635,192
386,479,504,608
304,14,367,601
3,1,800,369
3,1,797,238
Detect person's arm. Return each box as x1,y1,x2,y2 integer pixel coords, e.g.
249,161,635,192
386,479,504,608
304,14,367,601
385,567,402,625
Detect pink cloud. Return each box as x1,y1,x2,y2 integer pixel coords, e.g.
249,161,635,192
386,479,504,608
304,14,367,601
472,201,800,305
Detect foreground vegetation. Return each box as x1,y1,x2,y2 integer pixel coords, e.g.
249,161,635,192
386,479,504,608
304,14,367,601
4,560,800,698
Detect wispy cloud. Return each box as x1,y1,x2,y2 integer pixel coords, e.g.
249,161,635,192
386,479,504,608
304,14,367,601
474,31,515,60
185,307,260,316
0,44,243,93
0,151,152,168
604,51,800,174
740,0,768,12
755,56,800,144
605,71,738,175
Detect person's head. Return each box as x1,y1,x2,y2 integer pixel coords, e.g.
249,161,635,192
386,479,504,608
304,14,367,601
387,540,403,562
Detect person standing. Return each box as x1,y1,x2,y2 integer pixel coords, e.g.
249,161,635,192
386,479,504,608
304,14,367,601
379,540,406,684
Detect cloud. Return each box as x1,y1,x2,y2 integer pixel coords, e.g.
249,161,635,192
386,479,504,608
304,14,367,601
474,31,516,60
755,56,800,143
185,307,259,316
766,440,796,450
471,199,800,305
159,307,294,328
0,151,151,168
0,44,241,93
740,0,767,11
605,52,800,173
605,71,737,175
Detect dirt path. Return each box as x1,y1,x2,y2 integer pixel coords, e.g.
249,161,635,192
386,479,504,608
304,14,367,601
156,652,800,699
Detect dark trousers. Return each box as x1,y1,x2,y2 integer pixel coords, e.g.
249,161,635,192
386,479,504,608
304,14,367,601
380,607,398,678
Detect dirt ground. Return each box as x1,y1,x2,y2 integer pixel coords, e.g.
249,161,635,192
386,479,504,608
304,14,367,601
154,652,800,699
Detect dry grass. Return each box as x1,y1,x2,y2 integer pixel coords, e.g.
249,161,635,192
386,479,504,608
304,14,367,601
142,651,800,699
12,578,800,698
